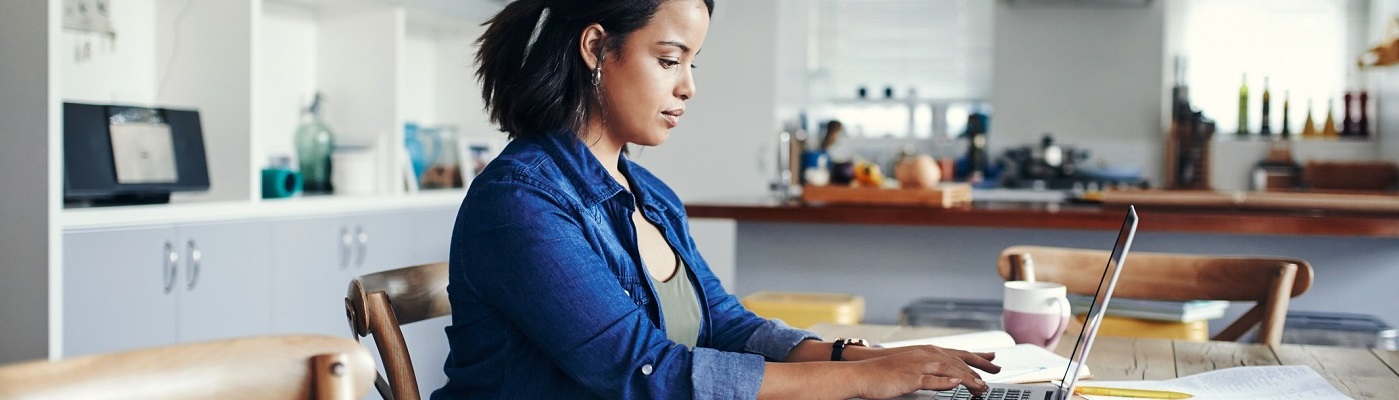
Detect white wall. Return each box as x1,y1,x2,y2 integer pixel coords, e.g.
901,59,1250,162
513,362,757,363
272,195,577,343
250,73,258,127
157,0,256,202
61,0,157,105
991,1,1168,185
257,2,319,166
0,0,58,363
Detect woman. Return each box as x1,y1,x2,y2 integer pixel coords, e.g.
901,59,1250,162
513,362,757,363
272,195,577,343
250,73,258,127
434,1,1000,398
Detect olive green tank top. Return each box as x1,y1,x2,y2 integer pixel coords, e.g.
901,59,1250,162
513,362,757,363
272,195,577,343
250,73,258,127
650,254,701,348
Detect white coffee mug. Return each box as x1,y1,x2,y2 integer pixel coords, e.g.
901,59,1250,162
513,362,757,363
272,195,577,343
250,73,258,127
1003,281,1071,349
332,149,378,195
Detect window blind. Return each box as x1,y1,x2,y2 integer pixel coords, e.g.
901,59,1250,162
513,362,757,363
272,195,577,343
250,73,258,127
810,0,993,101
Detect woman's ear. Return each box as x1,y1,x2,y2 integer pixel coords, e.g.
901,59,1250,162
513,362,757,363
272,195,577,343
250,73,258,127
579,23,607,69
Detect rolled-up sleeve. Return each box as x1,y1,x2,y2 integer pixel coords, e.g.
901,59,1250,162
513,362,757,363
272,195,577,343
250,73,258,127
743,318,822,360
691,347,765,399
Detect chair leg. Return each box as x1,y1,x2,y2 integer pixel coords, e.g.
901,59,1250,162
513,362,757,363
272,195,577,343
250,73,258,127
374,372,394,400
1256,264,1298,347
1010,253,1036,282
312,353,357,400
1214,306,1263,342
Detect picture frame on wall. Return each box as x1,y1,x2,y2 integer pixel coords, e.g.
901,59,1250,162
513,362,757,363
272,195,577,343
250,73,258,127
458,134,507,189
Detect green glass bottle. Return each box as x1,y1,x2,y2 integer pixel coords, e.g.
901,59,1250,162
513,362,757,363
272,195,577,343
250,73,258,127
1281,91,1291,138
1237,73,1249,136
1259,77,1271,136
295,92,336,193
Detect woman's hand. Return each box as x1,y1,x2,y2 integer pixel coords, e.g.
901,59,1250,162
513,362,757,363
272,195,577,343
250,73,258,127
849,349,994,399
833,345,1001,397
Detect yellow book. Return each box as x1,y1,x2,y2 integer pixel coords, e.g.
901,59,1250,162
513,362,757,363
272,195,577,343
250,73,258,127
1077,314,1209,342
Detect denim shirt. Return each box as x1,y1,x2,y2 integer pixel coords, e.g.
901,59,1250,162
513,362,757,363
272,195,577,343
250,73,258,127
431,132,819,399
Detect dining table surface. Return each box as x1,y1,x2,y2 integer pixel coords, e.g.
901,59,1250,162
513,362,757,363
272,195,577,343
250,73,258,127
807,323,1399,400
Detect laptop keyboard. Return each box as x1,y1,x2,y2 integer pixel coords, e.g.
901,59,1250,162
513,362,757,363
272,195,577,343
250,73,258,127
934,386,1034,400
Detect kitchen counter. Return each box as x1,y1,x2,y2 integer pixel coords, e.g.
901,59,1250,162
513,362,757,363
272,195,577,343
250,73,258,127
688,195,1399,331
685,196,1399,238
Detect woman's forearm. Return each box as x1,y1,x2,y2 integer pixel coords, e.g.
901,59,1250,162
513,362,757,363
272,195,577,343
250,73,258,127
783,339,880,362
757,360,862,400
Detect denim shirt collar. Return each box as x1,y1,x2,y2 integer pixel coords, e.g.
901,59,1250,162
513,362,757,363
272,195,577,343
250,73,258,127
534,130,669,214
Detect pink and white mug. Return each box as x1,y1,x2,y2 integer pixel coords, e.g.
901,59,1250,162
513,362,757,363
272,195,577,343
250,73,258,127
1002,281,1071,350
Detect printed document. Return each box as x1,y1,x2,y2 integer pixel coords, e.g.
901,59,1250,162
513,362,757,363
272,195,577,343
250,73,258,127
1078,365,1349,400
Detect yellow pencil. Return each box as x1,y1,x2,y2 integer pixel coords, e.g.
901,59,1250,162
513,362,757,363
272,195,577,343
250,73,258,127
1074,385,1193,399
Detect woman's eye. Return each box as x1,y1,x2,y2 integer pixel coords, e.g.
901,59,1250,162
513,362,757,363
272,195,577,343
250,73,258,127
659,59,680,68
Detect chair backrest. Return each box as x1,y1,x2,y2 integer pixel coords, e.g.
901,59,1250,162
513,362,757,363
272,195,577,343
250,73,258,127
0,335,375,400
998,246,1313,346
344,262,451,400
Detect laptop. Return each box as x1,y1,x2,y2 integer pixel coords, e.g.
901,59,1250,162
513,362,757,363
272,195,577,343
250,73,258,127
902,206,1138,400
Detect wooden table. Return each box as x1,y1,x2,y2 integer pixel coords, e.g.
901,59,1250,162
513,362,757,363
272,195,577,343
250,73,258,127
808,323,1399,399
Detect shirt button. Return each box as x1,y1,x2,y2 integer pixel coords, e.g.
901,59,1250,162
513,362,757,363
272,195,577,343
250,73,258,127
641,364,653,375
623,289,631,297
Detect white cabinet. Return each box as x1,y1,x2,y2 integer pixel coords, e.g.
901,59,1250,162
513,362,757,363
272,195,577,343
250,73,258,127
61,205,459,394
63,221,272,357
270,212,416,337
175,223,274,344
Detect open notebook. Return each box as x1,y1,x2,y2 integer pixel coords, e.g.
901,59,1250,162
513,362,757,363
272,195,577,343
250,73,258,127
880,330,1092,384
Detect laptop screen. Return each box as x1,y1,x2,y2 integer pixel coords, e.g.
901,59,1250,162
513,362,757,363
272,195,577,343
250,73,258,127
1056,206,1138,399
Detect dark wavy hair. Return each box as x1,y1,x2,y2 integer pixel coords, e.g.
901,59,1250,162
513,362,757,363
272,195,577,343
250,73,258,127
476,0,715,139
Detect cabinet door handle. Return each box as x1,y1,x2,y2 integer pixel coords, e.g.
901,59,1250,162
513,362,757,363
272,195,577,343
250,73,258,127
339,226,353,270
186,239,202,291
163,241,179,294
354,224,369,268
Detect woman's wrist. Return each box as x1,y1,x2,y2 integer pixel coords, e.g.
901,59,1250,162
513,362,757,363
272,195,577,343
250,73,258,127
838,344,883,362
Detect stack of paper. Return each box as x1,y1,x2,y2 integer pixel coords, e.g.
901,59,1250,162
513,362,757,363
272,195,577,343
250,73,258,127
880,331,1090,384
1078,365,1350,400
1068,294,1229,322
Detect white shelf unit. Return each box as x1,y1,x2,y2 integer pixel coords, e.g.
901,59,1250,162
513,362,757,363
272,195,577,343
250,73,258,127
57,0,499,209
0,0,505,364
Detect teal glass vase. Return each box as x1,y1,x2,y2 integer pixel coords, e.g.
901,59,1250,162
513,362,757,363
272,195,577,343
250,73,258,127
295,93,336,193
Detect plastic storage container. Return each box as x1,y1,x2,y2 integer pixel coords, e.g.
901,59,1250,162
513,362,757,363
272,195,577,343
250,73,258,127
741,291,864,329
1282,311,1397,350
900,298,1004,330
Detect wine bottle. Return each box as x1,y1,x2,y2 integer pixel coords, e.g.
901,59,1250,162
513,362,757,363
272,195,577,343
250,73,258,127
1281,91,1291,138
1237,73,1250,135
1322,97,1339,137
1302,99,1318,137
1260,77,1272,136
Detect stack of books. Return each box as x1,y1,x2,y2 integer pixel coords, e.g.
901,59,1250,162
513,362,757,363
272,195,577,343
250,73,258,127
1068,294,1229,322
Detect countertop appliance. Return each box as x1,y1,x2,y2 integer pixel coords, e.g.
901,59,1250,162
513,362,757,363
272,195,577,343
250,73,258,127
999,133,1146,190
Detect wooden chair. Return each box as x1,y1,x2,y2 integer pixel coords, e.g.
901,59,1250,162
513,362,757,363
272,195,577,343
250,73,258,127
344,262,451,400
998,246,1313,346
0,335,375,400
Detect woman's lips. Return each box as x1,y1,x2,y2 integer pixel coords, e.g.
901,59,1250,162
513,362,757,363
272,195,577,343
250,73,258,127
661,109,685,128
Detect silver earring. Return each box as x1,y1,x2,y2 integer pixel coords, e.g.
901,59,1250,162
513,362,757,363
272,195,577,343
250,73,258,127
592,65,602,86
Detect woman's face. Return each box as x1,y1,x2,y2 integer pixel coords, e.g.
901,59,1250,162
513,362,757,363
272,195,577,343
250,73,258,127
596,0,710,147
